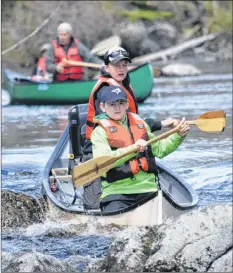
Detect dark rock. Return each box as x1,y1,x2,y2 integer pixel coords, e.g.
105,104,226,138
3,251,77,272
140,38,160,55
1,252,14,269
98,226,154,272
148,21,179,49
1,189,48,229
64,254,105,272
119,21,148,57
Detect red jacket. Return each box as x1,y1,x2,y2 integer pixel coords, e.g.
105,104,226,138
96,112,157,175
86,76,138,139
52,39,84,81
37,56,46,76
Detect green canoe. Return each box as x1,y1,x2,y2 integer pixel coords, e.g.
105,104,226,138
2,63,154,106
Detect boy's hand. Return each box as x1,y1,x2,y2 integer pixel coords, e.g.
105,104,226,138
161,118,179,128
135,139,147,152
177,117,190,137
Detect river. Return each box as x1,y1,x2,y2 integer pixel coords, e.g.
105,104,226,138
1,60,232,270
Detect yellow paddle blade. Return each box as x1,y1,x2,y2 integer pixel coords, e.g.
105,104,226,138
185,110,226,132
199,110,226,119
72,156,117,187
194,118,226,132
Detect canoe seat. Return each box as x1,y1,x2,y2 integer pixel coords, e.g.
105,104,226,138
52,168,68,175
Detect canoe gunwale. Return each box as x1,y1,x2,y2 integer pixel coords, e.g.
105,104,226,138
3,68,96,86
4,62,150,86
157,161,198,210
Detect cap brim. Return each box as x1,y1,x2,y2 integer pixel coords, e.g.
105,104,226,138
105,97,128,103
110,56,131,64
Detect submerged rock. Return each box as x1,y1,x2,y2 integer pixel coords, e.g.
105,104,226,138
1,189,48,229
161,63,202,76
3,251,77,272
93,203,232,272
65,255,105,272
1,252,15,269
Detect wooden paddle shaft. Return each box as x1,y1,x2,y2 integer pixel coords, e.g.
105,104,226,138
64,59,137,70
63,59,101,69
114,125,181,161
72,125,181,186
174,120,196,125
186,121,195,125
63,59,159,73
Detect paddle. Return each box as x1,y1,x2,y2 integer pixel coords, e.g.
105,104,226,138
63,59,101,69
90,35,122,56
72,110,226,187
72,125,182,187
63,59,162,76
175,110,226,132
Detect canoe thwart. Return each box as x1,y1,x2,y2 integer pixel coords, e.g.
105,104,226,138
49,175,72,182
52,168,69,175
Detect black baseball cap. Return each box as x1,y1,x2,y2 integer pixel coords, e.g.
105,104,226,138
104,47,131,65
99,85,128,103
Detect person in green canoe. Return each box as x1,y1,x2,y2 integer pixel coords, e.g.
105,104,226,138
45,22,102,81
90,85,190,212
31,43,50,80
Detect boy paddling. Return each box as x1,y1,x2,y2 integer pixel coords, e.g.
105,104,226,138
90,85,190,212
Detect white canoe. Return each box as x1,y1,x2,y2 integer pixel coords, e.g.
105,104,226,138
43,104,198,226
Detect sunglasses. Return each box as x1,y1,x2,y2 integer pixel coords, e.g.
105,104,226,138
108,49,129,58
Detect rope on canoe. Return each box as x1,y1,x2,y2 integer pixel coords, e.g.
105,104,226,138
1,1,64,55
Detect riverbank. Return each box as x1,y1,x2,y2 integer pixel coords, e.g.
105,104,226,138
1,1,232,77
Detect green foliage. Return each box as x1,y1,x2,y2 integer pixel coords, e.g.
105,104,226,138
101,1,114,11
204,1,232,33
128,0,150,8
119,9,174,22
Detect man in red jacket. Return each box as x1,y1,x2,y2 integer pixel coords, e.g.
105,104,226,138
45,22,102,81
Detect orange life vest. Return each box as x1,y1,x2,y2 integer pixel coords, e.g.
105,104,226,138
37,56,46,76
52,39,84,81
86,76,138,139
96,112,157,178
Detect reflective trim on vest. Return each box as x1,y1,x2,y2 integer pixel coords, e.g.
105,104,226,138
86,76,138,139
52,39,84,81
96,112,157,178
